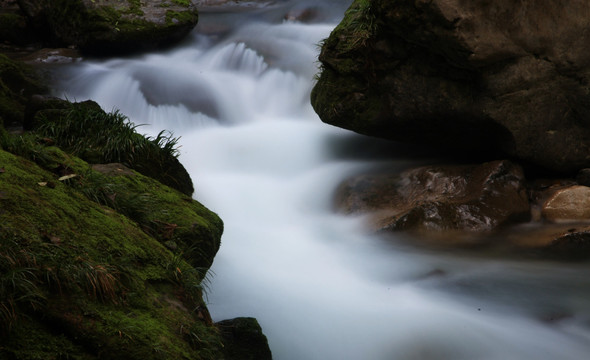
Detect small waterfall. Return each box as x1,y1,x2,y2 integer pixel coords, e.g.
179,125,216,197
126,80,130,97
51,1,590,359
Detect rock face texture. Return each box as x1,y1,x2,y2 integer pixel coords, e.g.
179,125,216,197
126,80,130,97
16,0,199,55
335,160,530,233
311,0,590,172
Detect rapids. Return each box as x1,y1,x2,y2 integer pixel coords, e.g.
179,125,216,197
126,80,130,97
50,0,590,359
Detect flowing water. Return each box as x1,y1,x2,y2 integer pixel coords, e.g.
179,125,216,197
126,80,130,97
50,1,590,359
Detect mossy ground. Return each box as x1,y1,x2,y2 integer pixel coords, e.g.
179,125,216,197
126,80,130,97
0,128,224,359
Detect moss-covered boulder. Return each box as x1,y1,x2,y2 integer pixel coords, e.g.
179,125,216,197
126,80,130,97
16,0,199,55
28,98,195,196
312,0,590,173
0,142,224,359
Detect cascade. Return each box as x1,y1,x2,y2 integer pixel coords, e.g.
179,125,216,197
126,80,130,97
51,1,590,358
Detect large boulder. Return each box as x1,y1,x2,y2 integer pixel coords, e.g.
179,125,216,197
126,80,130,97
16,0,199,55
334,160,530,234
0,146,224,359
312,0,590,173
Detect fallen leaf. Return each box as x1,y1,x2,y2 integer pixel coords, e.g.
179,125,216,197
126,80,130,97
58,174,77,181
38,182,48,186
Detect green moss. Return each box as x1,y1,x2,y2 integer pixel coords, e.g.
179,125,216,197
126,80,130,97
327,0,377,54
165,10,198,26
125,0,144,16
0,318,96,360
34,102,194,195
0,145,224,359
171,0,191,6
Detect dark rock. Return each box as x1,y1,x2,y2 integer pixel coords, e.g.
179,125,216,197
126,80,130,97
312,0,590,173
576,168,590,187
16,0,199,56
23,94,69,130
0,53,46,128
335,160,530,234
545,230,590,260
217,317,273,360
0,0,36,45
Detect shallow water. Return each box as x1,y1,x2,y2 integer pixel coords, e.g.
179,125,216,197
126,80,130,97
51,1,590,358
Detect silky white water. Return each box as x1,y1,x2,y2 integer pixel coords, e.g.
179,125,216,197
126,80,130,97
51,1,590,359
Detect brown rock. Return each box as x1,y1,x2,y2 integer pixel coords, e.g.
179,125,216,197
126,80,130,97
335,160,530,234
541,185,590,221
504,224,590,260
312,0,590,173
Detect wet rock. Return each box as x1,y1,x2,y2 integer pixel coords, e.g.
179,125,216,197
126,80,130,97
335,160,530,234
312,0,590,173
541,185,590,221
16,0,199,56
217,317,273,360
18,47,81,64
545,230,590,260
505,223,590,260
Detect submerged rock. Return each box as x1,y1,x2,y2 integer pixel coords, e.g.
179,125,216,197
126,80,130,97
312,0,590,173
335,160,530,234
16,0,199,55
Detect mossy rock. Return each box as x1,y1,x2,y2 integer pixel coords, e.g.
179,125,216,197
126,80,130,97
0,146,224,359
0,54,46,128
29,99,195,196
17,0,199,56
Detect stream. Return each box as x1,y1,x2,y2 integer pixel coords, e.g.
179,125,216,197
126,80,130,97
49,0,590,359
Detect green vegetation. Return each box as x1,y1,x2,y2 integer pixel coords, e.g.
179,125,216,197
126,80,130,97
0,133,224,358
0,55,224,356
329,0,377,53
171,0,191,6
33,101,194,195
